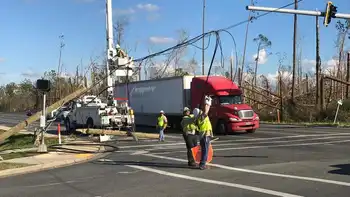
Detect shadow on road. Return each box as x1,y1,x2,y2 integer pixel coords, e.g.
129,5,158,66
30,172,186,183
213,155,268,158
92,159,191,169
328,164,350,176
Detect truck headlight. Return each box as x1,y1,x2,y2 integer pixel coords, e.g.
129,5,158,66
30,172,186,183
229,117,241,122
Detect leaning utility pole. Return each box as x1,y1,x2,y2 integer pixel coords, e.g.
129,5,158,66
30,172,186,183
201,0,206,75
291,0,298,102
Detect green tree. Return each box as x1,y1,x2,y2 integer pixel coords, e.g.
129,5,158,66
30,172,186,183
253,34,272,86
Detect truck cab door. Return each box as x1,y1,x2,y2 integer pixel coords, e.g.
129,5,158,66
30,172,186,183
208,96,218,126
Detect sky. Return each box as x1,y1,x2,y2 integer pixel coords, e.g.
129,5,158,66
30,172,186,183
0,0,349,85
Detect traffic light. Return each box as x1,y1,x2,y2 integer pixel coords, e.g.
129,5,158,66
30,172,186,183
323,1,337,27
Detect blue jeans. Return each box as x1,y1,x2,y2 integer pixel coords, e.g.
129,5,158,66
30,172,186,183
158,127,165,141
200,136,211,167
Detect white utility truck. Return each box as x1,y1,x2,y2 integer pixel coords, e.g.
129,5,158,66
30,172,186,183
64,95,133,133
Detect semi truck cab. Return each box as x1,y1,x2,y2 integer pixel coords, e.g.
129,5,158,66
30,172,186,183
190,76,259,134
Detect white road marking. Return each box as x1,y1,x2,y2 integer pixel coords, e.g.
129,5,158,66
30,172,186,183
154,139,350,154
131,150,150,155
118,142,185,149
216,133,350,143
118,133,350,149
213,139,350,151
141,153,350,187
126,165,303,197
143,135,350,152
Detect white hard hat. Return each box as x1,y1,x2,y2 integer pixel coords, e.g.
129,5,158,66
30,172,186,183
183,107,190,112
160,110,164,114
116,44,120,48
193,108,200,118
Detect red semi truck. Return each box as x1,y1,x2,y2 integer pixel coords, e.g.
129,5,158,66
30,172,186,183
114,75,259,134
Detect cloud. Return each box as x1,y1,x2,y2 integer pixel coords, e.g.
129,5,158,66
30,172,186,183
21,70,42,78
0,58,4,63
137,3,159,12
149,36,176,44
252,49,268,65
113,8,136,17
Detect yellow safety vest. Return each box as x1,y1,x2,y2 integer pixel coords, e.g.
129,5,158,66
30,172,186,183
181,114,198,135
197,112,212,136
157,115,166,127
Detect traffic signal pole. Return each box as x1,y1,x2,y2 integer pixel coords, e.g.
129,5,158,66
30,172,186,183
246,6,350,20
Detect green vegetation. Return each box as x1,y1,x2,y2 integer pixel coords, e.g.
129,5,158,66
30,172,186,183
0,134,58,151
0,162,34,171
0,152,41,160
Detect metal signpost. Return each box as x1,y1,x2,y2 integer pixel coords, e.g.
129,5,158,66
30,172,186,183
334,99,343,124
36,79,51,153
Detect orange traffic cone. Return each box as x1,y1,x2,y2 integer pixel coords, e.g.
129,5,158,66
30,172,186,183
191,137,218,163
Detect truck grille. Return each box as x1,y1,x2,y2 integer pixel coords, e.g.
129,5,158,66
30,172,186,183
238,110,254,119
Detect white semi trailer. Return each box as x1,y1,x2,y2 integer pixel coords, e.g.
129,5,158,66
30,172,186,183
114,76,195,129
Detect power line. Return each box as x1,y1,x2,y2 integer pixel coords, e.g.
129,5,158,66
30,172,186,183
80,0,303,100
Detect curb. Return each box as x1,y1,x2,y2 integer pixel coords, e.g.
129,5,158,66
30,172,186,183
0,146,110,179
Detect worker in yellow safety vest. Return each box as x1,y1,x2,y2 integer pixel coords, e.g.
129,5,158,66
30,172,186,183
193,96,214,170
180,107,199,167
156,110,168,142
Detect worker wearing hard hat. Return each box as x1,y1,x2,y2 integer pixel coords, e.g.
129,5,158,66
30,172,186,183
156,110,168,142
180,107,198,167
193,96,214,170
116,44,127,58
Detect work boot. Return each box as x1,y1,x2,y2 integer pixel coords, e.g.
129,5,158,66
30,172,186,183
199,165,208,170
188,162,197,167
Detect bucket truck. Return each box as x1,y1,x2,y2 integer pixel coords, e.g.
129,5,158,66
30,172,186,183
64,0,135,133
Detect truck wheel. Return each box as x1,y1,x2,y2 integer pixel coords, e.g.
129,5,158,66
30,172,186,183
216,120,227,135
65,118,71,134
247,129,256,133
86,118,94,129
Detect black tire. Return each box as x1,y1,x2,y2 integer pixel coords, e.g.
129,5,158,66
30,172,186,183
216,120,227,135
247,129,256,133
86,118,94,129
65,118,71,134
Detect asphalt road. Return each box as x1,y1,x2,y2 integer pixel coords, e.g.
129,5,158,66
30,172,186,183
0,112,62,133
0,112,28,127
1,125,350,197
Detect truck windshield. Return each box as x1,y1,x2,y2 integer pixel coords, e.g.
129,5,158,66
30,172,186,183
218,95,242,105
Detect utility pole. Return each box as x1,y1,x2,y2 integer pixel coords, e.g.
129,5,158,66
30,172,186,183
316,15,320,109
347,52,350,98
57,34,65,101
291,0,298,103
230,50,233,81
240,0,254,86
201,0,206,75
